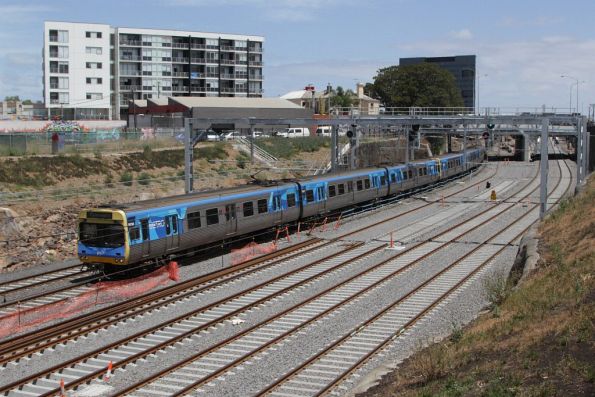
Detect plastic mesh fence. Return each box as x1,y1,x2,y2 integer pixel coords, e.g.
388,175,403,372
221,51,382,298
230,241,277,266
0,264,177,339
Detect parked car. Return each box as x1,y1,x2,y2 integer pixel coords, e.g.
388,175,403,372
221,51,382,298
274,127,311,138
206,131,221,141
252,130,270,139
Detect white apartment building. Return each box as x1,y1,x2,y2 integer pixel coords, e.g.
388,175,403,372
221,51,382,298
43,22,264,120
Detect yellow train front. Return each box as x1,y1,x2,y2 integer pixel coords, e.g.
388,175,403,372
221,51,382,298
78,209,130,269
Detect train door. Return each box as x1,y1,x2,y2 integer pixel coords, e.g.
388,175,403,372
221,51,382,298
140,218,150,257
165,215,179,251
272,194,283,224
316,185,326,214
225,204,237,235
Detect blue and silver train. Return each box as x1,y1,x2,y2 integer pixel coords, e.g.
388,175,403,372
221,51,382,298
78,148,485,269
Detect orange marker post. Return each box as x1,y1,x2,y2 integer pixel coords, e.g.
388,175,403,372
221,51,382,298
285,226,291,243
274,227,281,246
334,214,343,230
297,221,301,237
390,232,394,248
104,361,113,382
320,217,328,232
60,378,66,397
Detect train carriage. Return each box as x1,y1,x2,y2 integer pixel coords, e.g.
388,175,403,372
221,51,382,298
78,148,485,270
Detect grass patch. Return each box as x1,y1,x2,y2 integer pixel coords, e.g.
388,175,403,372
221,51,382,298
257,137,330,159
137,172,151,186
120,172,133,187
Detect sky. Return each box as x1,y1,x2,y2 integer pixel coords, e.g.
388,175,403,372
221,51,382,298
1,0,594,112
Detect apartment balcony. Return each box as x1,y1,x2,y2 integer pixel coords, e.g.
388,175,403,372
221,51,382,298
235,73,248,79
50,99,61,105
49,52,59,58
206,87,219,92
205,73,218,78
250,88,264,94
206,44,218,50
120,55,142,61
172,72,188,77
172,86,188,92
190,86,206,92
49,35,58,43
191,57,206,64
249,46,263,53
191,43,206,49
249,61,263,67
220,59,236,65
172,42,187,49
220,73,235,79
120,40,141,46
249,74,264,80
120,71,142,76
172,57,189,63
220,87,236,93
49,67,68,74
120,85,142,91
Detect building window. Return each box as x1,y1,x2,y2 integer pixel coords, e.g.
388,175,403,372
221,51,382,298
85,47,102,55
187,211,201,229
86,62,102,69
58,92,69,104
50,77,69,89
86,77,103,84
86,93,103,100
57,30,68,43
86,31,102,39
242,201,254,217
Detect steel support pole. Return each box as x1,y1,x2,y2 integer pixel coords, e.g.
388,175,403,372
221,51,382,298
249,124,254,164
404,129,409,164
581,116,588,184
539,118,549,220
575,117,583,185
331,125,338,172
184,119,194,194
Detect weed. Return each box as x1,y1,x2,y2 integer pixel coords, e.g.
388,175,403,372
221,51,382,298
483,269,511,309
137,172,151,186
410,341,451,384
450,322,464,344
120,172,133,186
104,173,114,188
142,145,153,161
236,152,249,169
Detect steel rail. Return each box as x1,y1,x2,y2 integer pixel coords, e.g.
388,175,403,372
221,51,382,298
114,164,542,396
260,152,572,397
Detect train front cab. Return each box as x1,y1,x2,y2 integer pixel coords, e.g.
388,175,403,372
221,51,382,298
78,209,130,266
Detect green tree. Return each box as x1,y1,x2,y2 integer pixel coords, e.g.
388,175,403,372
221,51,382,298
22,99,33,105
4,96,20,102
370,64,464,107
330,86,355,108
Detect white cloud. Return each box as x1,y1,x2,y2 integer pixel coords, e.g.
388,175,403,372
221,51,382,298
500,15,564,28
450,29,473,40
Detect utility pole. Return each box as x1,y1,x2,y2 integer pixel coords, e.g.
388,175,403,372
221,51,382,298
132,86,137,131
331,124,338,172
184,119,194,193
539,118,549,220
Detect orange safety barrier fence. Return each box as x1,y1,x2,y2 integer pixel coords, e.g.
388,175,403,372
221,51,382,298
230,241,277,266
0,264,178,339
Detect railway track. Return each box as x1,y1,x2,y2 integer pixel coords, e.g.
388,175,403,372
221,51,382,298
0,164,495,360
0,160,546,396
118,153,571,397
113,156,561,396
0,164,494,322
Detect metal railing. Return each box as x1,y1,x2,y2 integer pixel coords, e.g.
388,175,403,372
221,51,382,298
191,58,206,63
119,85,142,91
119,71,141,76
172,57,189,63
120,40,141,46
120,55,141,61
249,61,263,66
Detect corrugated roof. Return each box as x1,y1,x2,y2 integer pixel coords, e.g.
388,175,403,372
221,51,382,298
170,97,303,109
147,97,169,106
130,100,147,108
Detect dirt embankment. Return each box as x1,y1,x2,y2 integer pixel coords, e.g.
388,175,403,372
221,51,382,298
358,176,595,397
0,141,332,272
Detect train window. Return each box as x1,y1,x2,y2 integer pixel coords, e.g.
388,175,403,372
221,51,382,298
305,190,315,203
408,170,413,179
129,227,140,240
356,180,363,191
140,219,149,241
165,217,171,235
364,179,370,189
347,181,353,192
188,211,201,229
272,196,281,211
338,184,345,195
380,176,386,186
317,186,325,200
391,174,396,183
287,193,296,207
243,202,254,217
171,216,178,234
329,185,336,197
257,199,268,214
206,208,219,225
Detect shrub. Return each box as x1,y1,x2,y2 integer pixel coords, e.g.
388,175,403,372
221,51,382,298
104,173,114,188
137,172,151,186
120,172,133,186
483,269,512,309
142,145,153,161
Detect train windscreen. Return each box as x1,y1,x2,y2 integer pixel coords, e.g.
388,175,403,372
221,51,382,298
79,222,125,248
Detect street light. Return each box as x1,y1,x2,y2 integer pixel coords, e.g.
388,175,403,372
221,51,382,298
476,73,487,115
561,75,581,113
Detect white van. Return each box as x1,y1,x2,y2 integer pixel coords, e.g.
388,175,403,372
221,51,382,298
315,126,332,137
275,127,311,138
